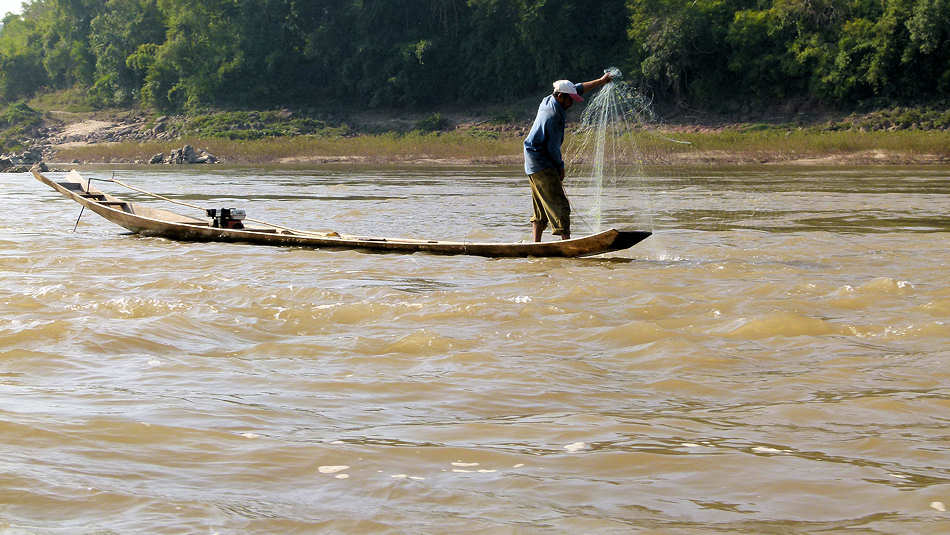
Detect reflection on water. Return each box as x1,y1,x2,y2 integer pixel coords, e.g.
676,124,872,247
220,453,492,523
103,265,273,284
1,165,949,533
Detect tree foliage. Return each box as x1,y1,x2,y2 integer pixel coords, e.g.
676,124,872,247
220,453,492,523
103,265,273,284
0,0,948,111
630,0,950,106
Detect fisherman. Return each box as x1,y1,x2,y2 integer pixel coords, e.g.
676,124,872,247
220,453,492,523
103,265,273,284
523,72,613,241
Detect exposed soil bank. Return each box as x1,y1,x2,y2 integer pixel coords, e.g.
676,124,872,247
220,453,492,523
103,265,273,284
17,108,950,167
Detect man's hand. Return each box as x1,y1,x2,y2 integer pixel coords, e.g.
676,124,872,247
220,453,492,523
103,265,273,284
582,72,614,93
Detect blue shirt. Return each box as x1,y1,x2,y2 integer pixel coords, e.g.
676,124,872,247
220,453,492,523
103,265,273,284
523,83,584,175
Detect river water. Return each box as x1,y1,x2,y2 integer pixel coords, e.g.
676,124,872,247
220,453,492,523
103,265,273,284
1,165,948,533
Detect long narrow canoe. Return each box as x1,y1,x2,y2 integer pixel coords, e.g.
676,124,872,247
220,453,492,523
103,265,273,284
32,169,651,257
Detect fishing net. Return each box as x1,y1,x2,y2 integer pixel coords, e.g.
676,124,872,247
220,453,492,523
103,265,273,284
563,67,672,235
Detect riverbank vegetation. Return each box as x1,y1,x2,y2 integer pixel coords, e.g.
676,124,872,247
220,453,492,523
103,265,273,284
53,124,950,166
3,1,950,166
3,0,950,113
0,101,41,152
54,130,517,164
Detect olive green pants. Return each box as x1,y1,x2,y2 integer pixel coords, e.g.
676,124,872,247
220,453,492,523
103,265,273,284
529,167,570,236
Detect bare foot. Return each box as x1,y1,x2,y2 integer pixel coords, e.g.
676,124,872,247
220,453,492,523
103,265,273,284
533,221,546,242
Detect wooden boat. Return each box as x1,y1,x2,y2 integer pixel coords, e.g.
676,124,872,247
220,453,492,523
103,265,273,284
32,169,651,258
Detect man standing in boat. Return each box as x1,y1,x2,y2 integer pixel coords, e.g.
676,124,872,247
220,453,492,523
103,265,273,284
524,72,613,241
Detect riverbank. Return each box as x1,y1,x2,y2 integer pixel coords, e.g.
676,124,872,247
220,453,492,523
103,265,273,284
7,103,950,167
49,127,950,167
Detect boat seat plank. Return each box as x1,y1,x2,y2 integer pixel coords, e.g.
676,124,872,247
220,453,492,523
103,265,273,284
97,200,133,213
57,181,86,192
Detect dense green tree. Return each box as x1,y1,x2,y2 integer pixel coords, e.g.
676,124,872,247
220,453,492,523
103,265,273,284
38,0,103,88
88,0,164,106
1,0,949,111
628,0,756,105
0,11,48,100
906,0,950,93
328,0,473,107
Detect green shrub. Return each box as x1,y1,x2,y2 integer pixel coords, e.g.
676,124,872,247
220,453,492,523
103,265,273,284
467,128,499,140
27,87,97,113
0,101,42,152
414,112,450,132
936,111,950,129
738,123,773,133
489,111,519,124
182,111,349,139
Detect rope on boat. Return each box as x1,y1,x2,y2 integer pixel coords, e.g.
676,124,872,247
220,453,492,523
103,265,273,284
107,176,339,237
110,176,205,211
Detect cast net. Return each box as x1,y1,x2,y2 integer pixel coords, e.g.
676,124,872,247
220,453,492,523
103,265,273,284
562,67,670,235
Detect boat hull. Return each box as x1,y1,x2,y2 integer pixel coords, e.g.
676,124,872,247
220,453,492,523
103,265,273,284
33,169,651,258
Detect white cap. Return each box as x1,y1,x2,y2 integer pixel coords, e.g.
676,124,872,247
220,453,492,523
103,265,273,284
553,80,583,102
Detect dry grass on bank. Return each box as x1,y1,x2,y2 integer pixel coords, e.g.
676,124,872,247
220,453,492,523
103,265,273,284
665,128,950,159
55,131,521,164
52,128,950,165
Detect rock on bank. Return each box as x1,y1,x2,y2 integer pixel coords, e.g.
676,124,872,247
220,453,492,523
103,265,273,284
149,145,219,164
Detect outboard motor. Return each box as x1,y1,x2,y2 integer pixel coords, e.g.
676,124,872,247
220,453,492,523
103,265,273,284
207,208,246,229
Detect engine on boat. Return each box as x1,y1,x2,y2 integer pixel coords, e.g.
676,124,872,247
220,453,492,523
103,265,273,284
207,208,246,229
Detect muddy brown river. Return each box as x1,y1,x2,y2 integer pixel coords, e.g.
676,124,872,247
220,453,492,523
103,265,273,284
1,165,948,533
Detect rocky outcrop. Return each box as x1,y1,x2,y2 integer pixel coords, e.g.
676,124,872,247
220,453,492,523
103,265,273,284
154,145,219,164
20,114,221,165
47,114,177,145
2,148,42,165
1,149,44,172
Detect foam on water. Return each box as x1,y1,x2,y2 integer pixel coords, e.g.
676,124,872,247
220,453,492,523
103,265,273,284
318,465,350,474
563,442,587,452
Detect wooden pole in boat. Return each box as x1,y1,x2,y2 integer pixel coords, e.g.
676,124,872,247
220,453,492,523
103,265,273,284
72,206,84,232
70,172,99,232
